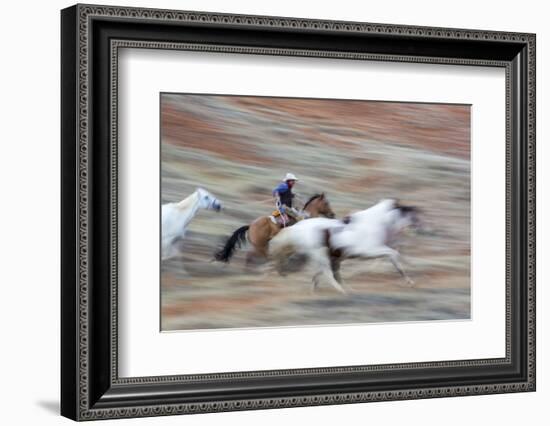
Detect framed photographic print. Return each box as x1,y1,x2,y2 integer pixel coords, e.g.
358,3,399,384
61,4,536,421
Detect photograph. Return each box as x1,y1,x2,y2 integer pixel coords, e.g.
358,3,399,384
58,3,536,421
160,93,471,331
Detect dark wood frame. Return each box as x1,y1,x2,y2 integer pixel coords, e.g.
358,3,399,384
61,4,536,421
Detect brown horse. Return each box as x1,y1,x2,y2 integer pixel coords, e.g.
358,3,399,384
214,193,335,265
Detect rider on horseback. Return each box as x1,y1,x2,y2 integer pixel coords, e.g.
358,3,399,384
272,173,305,226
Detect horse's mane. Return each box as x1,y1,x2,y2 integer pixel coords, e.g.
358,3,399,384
394,200,417,214
303,193,323,210
176,190,199,210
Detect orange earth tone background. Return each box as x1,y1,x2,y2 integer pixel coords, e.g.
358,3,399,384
160,93,471,331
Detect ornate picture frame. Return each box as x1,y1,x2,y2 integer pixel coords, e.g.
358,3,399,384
61,4,535,421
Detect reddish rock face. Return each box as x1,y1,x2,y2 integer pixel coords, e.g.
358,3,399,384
224,96,470,159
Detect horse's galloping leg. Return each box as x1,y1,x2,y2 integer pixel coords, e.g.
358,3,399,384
330,256,342,283
389,251,414,287
311,271,321,294
256,243,269,260
310,249,348,295
245,250,256,268
325,270,348,294
246,218,272,269
162,243,190,276
369,246,414,286
331,256,354,293
311,269,339,294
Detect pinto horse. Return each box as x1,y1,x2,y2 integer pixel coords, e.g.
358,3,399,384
269,199,420,294
214,193,335,265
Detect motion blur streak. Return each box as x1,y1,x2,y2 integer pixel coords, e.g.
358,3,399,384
160,94,470,331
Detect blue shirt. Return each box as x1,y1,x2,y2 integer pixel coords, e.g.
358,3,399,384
273,182,294,207
272,182,290,196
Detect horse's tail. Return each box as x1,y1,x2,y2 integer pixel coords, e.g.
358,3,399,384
214,225,249,263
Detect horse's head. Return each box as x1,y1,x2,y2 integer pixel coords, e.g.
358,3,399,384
197,188,222,212
304,193,335,218
393,202,421,232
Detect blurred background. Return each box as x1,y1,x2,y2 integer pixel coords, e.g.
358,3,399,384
160,93,471,331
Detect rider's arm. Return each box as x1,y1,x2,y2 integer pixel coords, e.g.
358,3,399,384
272,183,287,207
274,192,281,208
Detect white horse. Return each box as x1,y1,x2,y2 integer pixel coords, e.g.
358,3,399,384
269,199,419,294
162,188,222,260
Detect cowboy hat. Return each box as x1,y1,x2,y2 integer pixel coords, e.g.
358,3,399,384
283,173,298,181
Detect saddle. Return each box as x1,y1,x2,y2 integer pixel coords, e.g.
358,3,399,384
270,209,290,226
272,209,305,227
